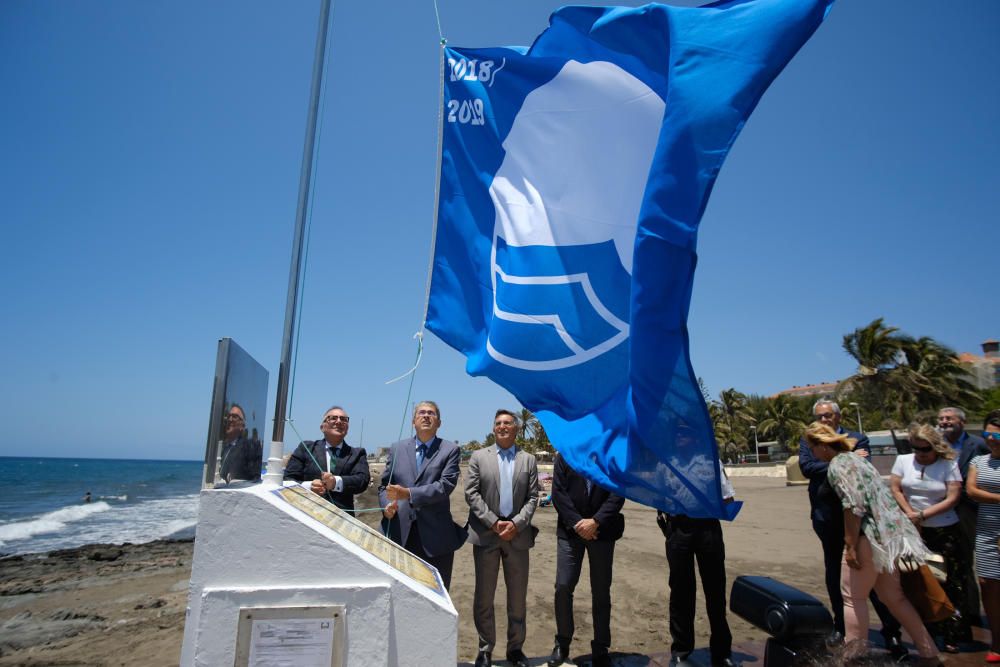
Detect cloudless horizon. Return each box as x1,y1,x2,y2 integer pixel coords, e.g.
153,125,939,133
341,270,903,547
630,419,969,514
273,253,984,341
2,1,997,461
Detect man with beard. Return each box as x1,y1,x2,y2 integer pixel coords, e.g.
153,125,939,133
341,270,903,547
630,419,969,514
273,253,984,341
938,406,990,633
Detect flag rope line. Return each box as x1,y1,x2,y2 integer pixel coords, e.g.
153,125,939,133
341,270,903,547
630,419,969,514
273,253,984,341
283,417,384,515
383,39,446,389
378,25,449,534
278,1,379,517
277,7,450,527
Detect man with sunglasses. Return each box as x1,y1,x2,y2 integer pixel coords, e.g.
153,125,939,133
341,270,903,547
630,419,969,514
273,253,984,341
284,406,371,512
938,406,990,633
798,400,905,659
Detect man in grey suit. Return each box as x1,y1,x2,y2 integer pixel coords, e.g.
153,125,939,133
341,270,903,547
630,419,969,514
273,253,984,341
379,401,467,590
466,409,540,667
939,406,990,634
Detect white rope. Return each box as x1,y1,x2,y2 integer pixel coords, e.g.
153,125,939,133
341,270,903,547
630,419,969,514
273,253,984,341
384,331,425,385
384,41,447,386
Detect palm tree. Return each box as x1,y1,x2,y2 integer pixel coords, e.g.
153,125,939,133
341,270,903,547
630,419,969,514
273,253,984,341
517,408,539,443
899,336,981,415
842,317,902,376
715,388,754,448
708,389,754,461
840,318,914,425
841,319,981,425
756,394,809,452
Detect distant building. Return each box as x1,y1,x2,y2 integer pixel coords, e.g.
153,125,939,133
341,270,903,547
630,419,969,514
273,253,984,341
772,381,838,399
959,339,1000,389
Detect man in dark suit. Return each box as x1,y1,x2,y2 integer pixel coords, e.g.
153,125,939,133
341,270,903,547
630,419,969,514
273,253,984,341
284,405,370,512
465,409,540,667
379,400,467,590
798,399,904,657
548,453,624,667
938,406,990,633
218,404,262,483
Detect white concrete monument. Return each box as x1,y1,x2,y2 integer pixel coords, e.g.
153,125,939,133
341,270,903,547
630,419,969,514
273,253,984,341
180,483,457,666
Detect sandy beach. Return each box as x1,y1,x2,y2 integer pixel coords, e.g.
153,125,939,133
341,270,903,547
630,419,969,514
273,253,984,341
1,474,839,666
15,467,995,666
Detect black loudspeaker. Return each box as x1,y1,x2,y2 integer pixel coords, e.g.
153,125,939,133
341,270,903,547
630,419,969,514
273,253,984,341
730,576,833,642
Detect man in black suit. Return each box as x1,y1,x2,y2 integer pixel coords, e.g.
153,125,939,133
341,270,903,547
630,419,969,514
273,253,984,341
938,406,990,633
379,401,468,590
218,404,262,483
284,406,370,512
798,399,904,658
548,453,624,667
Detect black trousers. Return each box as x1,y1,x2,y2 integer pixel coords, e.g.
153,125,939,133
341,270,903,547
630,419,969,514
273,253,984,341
554,536,615,655
405,521,455,591
922,523,971,644
664,516,731,661
813,518,901,639
956,501,983,630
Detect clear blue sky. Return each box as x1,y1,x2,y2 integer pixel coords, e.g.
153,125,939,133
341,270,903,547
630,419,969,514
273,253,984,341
2,1,997,461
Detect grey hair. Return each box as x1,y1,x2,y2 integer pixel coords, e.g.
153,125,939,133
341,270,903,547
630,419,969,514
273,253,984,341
413,401,441,420
324,405,346,416
938,407,966,422
812,399,840,416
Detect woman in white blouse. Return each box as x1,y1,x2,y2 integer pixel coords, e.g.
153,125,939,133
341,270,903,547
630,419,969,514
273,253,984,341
890,423,966,652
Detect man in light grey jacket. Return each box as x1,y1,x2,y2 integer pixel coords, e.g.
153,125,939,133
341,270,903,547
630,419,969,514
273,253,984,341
465,409,540,667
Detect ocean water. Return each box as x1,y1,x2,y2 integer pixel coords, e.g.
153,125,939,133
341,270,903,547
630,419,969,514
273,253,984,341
0,456,202,556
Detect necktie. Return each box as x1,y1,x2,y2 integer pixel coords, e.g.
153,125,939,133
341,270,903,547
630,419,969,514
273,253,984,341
416,444,427,470
328,446,338,473
586,479,593,496
499,449,514,517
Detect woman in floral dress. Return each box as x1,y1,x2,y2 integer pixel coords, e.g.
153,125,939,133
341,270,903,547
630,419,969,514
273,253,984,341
803,422,940,666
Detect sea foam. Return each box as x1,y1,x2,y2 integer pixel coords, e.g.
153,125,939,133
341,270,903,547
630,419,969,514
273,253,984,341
0,501,111,545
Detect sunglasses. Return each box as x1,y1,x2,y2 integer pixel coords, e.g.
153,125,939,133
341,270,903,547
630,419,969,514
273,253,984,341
984,431,1000,442
911,445,934,453
323,415,349,424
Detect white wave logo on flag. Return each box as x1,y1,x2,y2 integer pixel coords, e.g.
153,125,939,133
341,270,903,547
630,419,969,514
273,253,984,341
486,60,664,371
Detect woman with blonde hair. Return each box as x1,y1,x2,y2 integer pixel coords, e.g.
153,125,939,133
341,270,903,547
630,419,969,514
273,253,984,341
890,423,966,651
803,422,940,666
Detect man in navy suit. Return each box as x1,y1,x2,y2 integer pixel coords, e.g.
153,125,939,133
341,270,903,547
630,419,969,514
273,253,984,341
379,401,467,591
798,399,904,658
548,452,624,667
284,406,370,513
938,406,989,634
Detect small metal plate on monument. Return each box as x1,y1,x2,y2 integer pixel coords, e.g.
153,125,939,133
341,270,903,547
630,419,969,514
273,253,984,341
234,605,345,667
274,486,445,596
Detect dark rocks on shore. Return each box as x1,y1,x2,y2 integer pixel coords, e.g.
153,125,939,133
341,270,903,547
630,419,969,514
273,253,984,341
0,539,194,666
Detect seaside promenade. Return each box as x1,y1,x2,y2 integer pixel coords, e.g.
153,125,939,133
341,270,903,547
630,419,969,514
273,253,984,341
0,473,992,666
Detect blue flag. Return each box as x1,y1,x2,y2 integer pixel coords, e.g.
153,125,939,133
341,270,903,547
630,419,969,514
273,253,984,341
427,0,833,519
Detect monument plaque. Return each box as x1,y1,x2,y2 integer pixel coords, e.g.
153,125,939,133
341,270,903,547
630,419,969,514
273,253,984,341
234,605,345,667
274,486,446,595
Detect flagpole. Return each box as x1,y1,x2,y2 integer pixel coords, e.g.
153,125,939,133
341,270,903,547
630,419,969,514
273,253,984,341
264,0,332,484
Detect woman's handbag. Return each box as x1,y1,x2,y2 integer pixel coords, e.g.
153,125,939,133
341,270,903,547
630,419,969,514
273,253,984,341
899,559,955,624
